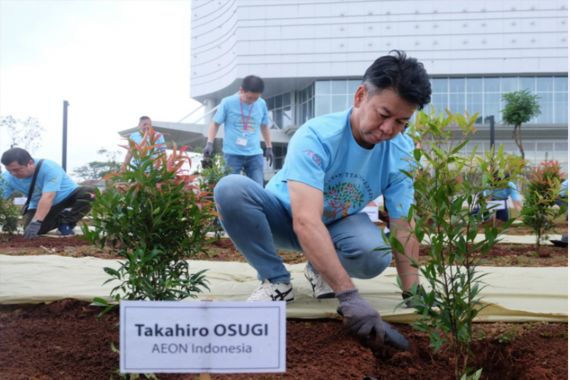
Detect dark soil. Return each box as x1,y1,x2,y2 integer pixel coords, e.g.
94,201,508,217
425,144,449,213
0,234,567,379
0,234,566,267
0,299,566,380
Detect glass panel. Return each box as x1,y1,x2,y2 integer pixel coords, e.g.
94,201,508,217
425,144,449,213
484,93,501,122
537,77,553,92
449,78,465,92
275,95,282,109
466,78,482,92
331,95,348,112
536,92,553,123
501,77,518,92
267,97,274,109
537,142,554,152
519,77,535,92
484,77,500,92
501,142,518,153
348,80,361,92
331,81,347,94
430,93,447,114
431,78,448,93
554,92,568,123
315,81,331,95
554,76,568,92
449,93,465,113
282,93,291,107
315,95,331,116
466,93,483,116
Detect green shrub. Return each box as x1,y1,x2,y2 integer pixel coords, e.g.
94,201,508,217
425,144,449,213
521,160,565,254
397,110,523,379
84,128,214,305
198,154,231,240
0,197,19,234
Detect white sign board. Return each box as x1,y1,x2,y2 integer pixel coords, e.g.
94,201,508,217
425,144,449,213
487,200,507,211
120,300,286,374
12,197,26,206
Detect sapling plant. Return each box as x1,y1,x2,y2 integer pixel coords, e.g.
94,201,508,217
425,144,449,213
84,128,214,306
198,153,231,240
520,160,566,255
0,177,20,235
395,110,523,379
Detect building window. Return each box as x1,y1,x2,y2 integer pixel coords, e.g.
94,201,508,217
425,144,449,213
314,79,361,116
429,75,568,124
266,93,293,129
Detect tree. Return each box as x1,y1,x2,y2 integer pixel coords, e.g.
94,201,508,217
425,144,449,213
72,148,121,182
0,115,45,154
501,90,541,159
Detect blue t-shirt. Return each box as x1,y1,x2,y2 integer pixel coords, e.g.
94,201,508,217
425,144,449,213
560,179,568,198
128,130,166,165
489,182,522,202
213,94,269,156
266,108,415,224
128,130,166,152
1,159,78,209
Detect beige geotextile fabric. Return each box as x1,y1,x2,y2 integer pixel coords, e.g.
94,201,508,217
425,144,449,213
0,254,566,322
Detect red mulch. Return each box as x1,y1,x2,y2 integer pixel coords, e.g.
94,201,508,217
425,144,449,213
0,299,566,380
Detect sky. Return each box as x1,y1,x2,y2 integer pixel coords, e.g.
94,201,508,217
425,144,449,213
0,0,202,178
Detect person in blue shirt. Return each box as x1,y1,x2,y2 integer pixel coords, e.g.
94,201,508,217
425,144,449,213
487,180,523,222
121,116,166,171
214,51,431,352
557,179,568,243
203,75,273,186
1,148,95,238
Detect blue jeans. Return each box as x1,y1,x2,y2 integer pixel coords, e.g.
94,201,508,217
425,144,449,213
214,175,392,284
223,153,265,186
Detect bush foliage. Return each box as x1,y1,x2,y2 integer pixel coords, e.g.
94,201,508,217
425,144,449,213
84,129,214,304
398,110,523,379
521,160,566,254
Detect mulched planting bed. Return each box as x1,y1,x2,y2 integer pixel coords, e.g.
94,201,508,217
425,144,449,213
0,233,567,379
0,299,566,380
0,235,566,267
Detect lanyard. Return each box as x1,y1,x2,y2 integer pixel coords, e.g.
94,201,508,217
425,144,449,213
239,101,254,133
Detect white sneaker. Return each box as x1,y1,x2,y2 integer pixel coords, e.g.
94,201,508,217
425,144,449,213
304,264,335,299
247,280,294,302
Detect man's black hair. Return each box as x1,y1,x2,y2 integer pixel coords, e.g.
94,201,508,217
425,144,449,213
139,116,151,123
1,147,33,166
362,50,431,109
241,75,265,93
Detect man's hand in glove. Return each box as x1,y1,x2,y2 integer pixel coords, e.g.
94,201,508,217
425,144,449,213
203,141,214,158
264,147,274,166
336,288,410,351
23,220,42,239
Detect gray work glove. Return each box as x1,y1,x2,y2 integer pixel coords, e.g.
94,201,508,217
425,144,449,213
23,220,42,239
203,142,214,158
336,288,410,351
264,147,274,166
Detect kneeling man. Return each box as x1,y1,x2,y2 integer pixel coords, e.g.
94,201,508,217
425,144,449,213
1,148,95,239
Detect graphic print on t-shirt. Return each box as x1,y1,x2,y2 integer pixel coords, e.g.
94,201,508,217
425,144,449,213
323,172,372,221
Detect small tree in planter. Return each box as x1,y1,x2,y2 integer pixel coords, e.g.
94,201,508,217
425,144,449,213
198,153,231,240
0,198,19,235
396,110,523,379
520,160,565,256
0,178,20,236
84,128,214,305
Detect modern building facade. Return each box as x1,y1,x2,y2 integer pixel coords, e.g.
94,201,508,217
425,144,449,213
174,0,569,173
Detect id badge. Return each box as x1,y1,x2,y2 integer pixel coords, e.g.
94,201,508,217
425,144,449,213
236,137,247,146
